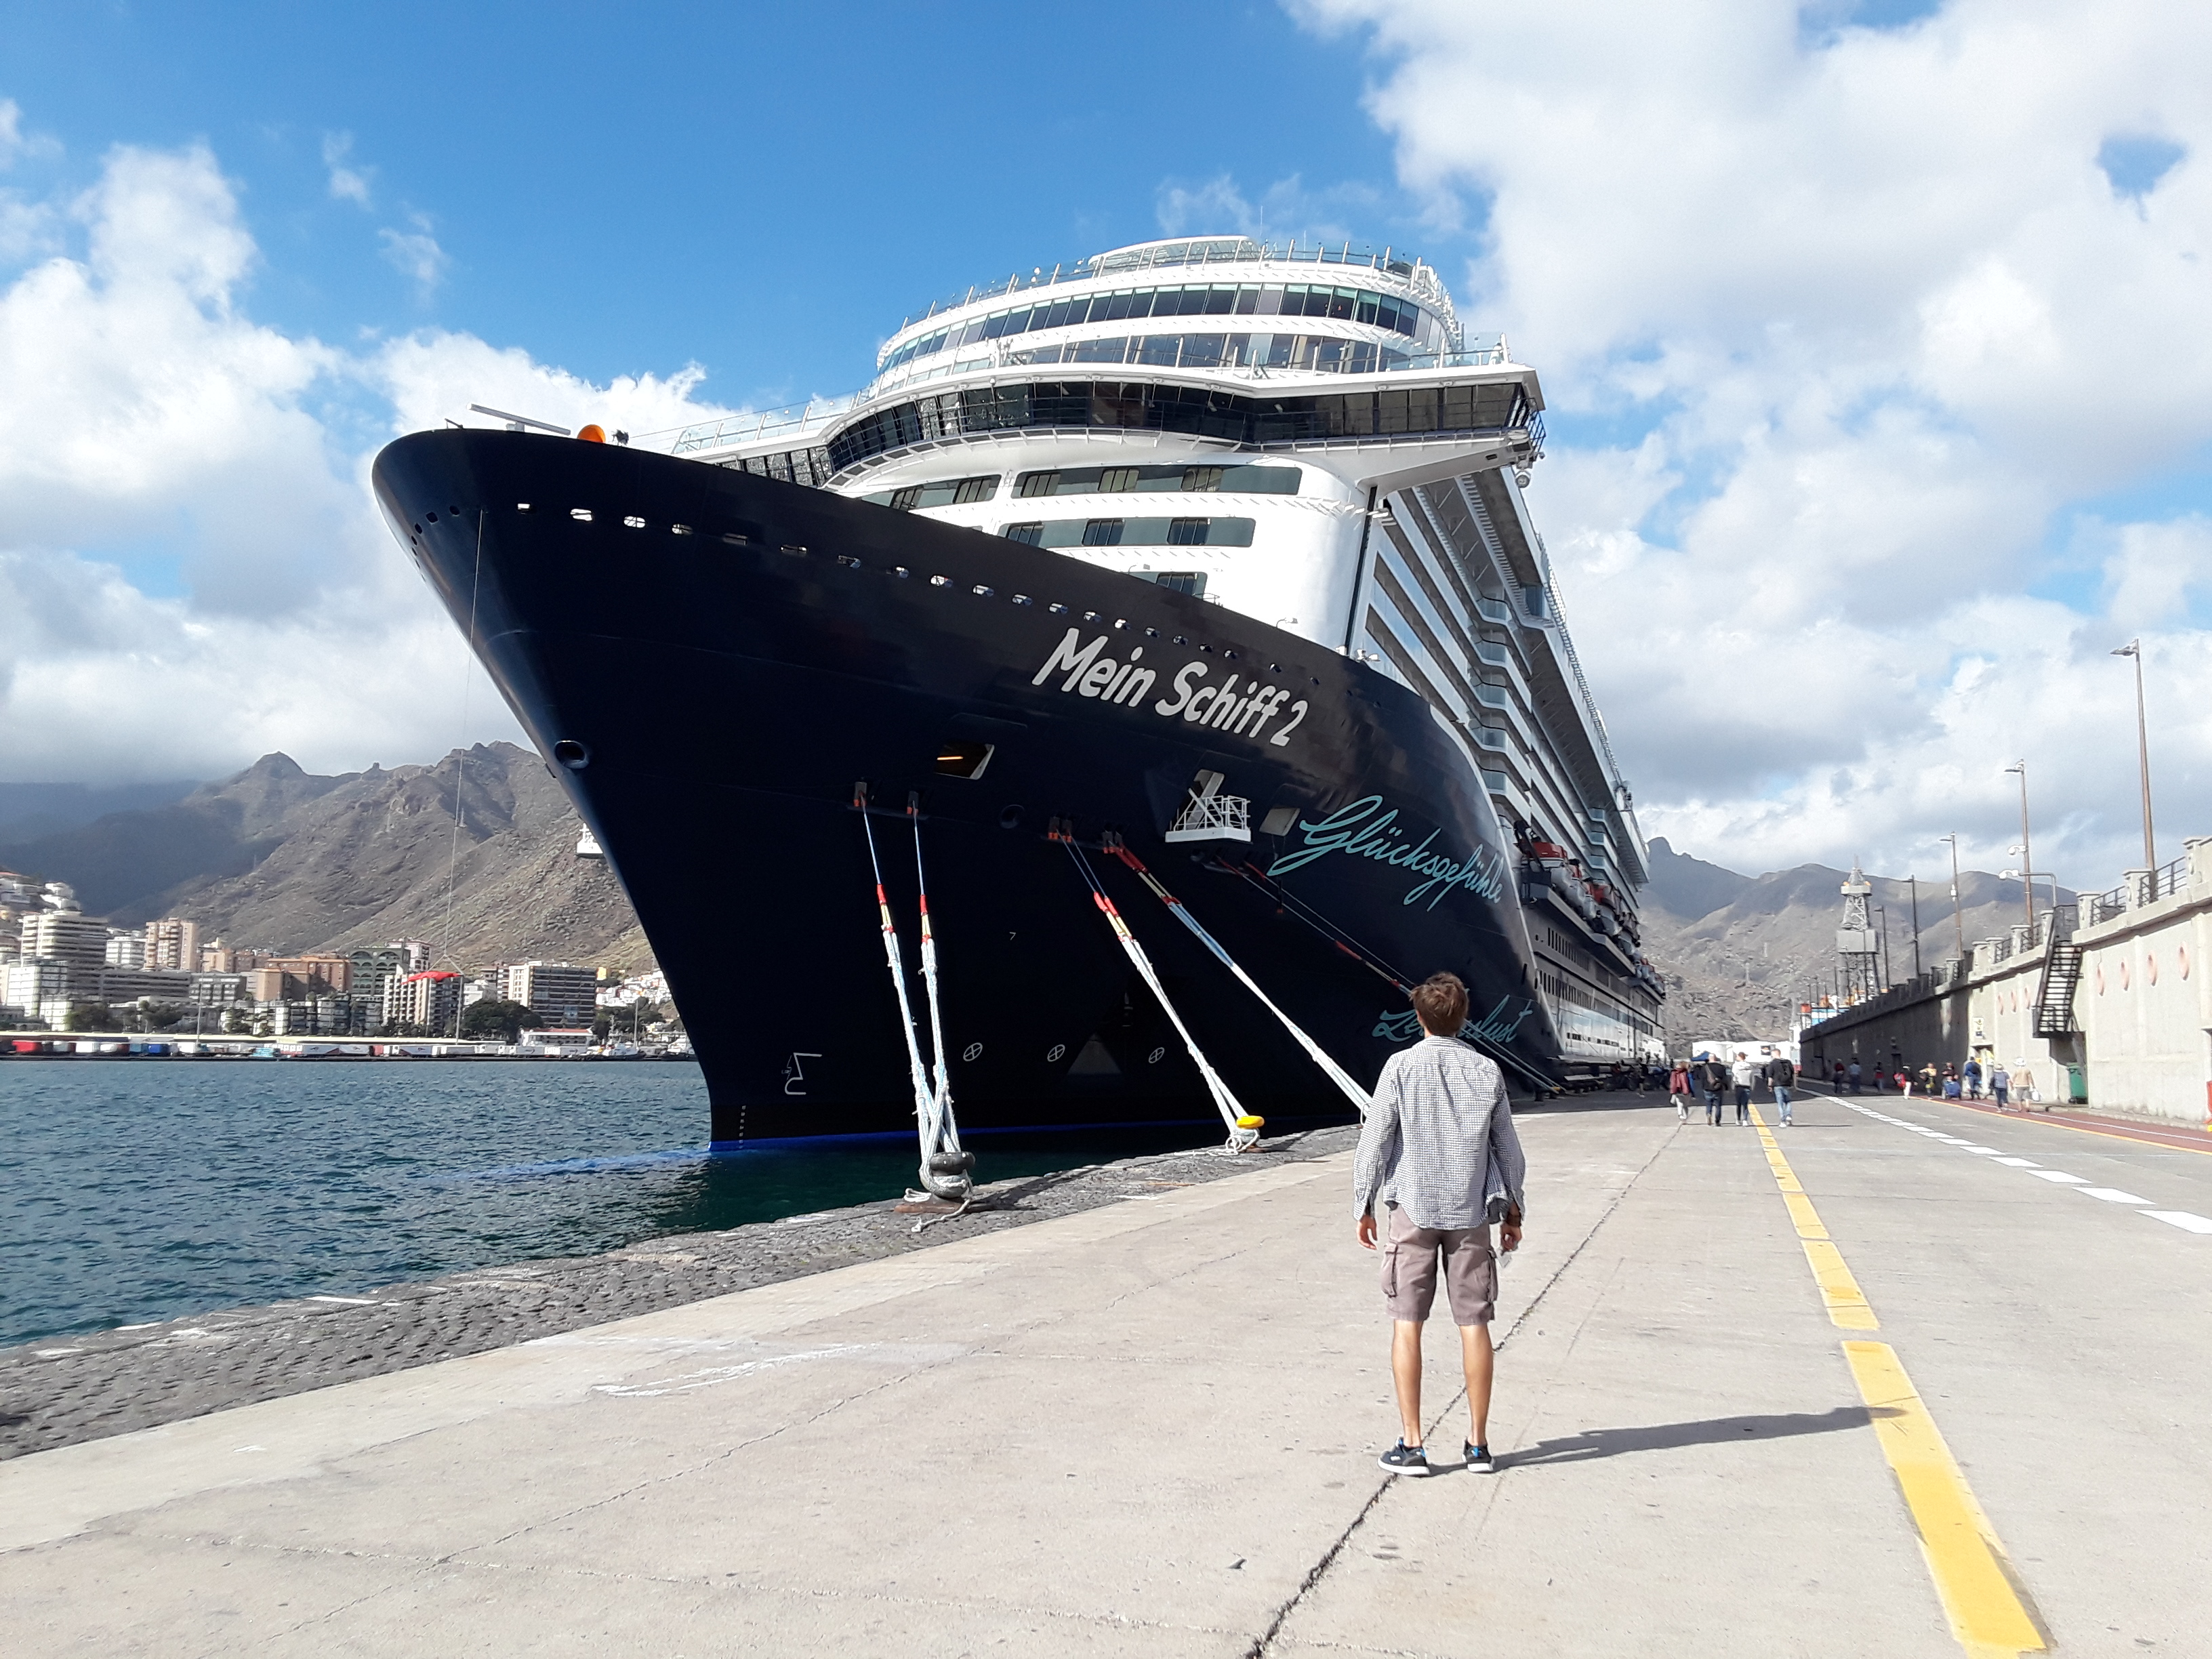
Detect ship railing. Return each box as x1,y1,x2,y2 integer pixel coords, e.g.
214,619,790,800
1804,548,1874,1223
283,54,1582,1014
653,396,857,457
899,238,1455,331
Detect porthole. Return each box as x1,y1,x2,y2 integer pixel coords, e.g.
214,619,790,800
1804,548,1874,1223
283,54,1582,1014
930,574,950,586
571,508,594,522
972,584,995,597
448,505,460,516
1048,602,1067,614
426,511,438,523
671,523,693,535
962,1042,983,1063
516,502,533,512
1083,610,1101,621
552,739,590,771
1046,1043,1067,1063
1012,594,1032,606
721,531,750,546
893,565,912,578
1147,1046,1166,1065
998,804,1025,829
780,544,807,556
838,555,862,569
623,515,647,529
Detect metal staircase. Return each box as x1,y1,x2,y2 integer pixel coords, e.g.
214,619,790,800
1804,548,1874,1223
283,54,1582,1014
2032,920,2083,1038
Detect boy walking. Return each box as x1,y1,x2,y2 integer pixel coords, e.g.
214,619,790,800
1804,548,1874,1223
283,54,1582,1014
1767,1052,1797,1126
1354,972,1527,1477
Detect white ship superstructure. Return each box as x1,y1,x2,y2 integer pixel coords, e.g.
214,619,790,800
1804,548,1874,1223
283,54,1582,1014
646,236,1661,1073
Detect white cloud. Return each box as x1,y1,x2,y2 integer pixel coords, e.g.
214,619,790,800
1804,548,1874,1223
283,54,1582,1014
1155,172,1382,247
378,213,449,300
0,135,739,784
321,131,373,207
1299,0,2212,889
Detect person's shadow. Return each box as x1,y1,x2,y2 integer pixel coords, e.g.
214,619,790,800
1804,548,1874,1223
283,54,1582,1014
1498,1406,1891,1468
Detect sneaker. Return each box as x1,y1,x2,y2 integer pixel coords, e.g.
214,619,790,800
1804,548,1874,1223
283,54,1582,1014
1465,1443,1496,1473
1378,1440,1431,1476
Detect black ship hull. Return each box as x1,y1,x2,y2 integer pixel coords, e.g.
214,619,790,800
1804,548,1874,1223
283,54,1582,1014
371,431,1562,1141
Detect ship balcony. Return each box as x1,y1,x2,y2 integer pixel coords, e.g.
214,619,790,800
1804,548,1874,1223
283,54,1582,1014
1166,772,1252,844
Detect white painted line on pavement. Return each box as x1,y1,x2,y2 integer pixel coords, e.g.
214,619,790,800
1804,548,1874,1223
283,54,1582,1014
2030,1170,2088,1184
2076,1187,2152,1204
1960,1146,2003,1154
1991,1157,2039,1167
2144,1211,2212,1233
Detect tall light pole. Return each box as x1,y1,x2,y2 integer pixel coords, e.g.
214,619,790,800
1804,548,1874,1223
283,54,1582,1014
2113,640,2156,876
1907,875,1923,978
2003,760,2035,935
1940,834,1967,964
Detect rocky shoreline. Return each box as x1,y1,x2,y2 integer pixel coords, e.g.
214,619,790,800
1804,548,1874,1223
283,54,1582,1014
0,1123,1359,1461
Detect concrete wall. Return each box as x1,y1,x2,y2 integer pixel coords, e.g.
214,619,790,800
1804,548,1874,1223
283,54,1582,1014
2072,838,2212,1126
1799,836,2212,1126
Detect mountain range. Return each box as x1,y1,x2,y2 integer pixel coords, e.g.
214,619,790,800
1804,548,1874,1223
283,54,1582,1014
0,745,653,975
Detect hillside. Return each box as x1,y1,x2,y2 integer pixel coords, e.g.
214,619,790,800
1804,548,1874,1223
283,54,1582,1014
1639,836,2072,1041
0,746,654,975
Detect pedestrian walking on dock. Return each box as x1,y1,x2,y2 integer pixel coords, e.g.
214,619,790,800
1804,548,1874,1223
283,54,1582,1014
1847,1059,1863,1094
1355,971,1527,1479
1963,1057,1984,1100
1990,1063,2011,1109
1698,1056,1729,1126
1767,1053,1797,1126
1920,1062,1940,1097
1730,1052,1757,1124
1668,1062,1692,1123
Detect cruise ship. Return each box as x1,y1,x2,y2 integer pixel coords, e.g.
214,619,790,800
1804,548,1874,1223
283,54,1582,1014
373,237,1664,1172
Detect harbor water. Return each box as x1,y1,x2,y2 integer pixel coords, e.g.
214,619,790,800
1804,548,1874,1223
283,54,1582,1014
0,1061,1226,1349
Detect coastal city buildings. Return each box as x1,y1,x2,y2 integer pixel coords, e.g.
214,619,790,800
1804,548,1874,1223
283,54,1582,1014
498,961,599,1026
0,869,667,1044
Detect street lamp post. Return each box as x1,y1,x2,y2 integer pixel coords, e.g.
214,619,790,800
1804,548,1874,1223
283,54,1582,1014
1908,875,1923,979
2112,640,2156,878
1940,834,1967,965
2003,760,2035,935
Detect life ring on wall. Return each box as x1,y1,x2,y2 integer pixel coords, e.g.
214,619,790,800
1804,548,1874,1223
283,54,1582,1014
2095,965,2105,995
2148,953,2158,985
2121,960,2131,991
2182,945,2192,980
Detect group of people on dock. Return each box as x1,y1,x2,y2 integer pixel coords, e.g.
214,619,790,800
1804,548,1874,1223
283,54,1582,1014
1666,1052,1799,1127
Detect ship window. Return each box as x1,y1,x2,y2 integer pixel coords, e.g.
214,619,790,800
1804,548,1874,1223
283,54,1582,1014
972,585,995,597
889,486,922,511
1015,471,1059,498
1151,572,1207,597
1167,518,1210,546
721,531,749,546
1002,523,1044,545
1260,805,1300,836
1181,467,1223,493
1082,520,1125,546
935,741,995,780
671,523,693,535
1098,468,1139,493
516,503,532,512
951,476,996,504
571,508,593,522
623,515,646,529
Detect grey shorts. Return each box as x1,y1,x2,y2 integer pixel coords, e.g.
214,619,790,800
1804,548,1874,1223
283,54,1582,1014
1380,1205,1497,1326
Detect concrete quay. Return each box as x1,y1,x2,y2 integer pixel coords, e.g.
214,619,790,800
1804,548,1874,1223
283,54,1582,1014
7,1090,2211,1657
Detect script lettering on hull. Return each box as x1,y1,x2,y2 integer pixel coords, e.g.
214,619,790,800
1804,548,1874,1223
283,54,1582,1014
1268,796,1506,910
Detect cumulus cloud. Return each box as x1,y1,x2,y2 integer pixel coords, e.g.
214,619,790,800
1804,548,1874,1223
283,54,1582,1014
321,131,373,207
1299,0,2212,887
378,213,449,299
0,131,738,784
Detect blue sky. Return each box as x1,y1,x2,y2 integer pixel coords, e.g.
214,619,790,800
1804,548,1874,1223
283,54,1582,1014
0,1,1427,405
3,1,2210,889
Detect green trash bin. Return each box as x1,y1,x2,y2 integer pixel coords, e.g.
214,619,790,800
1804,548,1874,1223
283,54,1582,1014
2066,1063,2087,1105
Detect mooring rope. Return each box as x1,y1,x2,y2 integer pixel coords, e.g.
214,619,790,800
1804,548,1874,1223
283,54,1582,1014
908,796,972,1202
1106,839,1371,1118
855,787,939,1146
1059,834,1258,1152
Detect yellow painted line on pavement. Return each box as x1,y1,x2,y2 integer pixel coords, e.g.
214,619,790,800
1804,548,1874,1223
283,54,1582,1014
1843,1341,2049,1658
1748,1106,2045,1656
1754,1111,1875,1329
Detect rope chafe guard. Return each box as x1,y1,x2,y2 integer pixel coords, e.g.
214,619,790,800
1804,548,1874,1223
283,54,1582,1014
1105,834,1372,1120
854,783,974,1204
1057,825,1260,1153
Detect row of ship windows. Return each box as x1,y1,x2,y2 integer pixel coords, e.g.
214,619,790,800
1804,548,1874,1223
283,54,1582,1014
828,378,1532,470
493,502,1285,668
1001,333,1432,377
880,282,1443,371
859,462,1299,512
1001,517,1254,549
